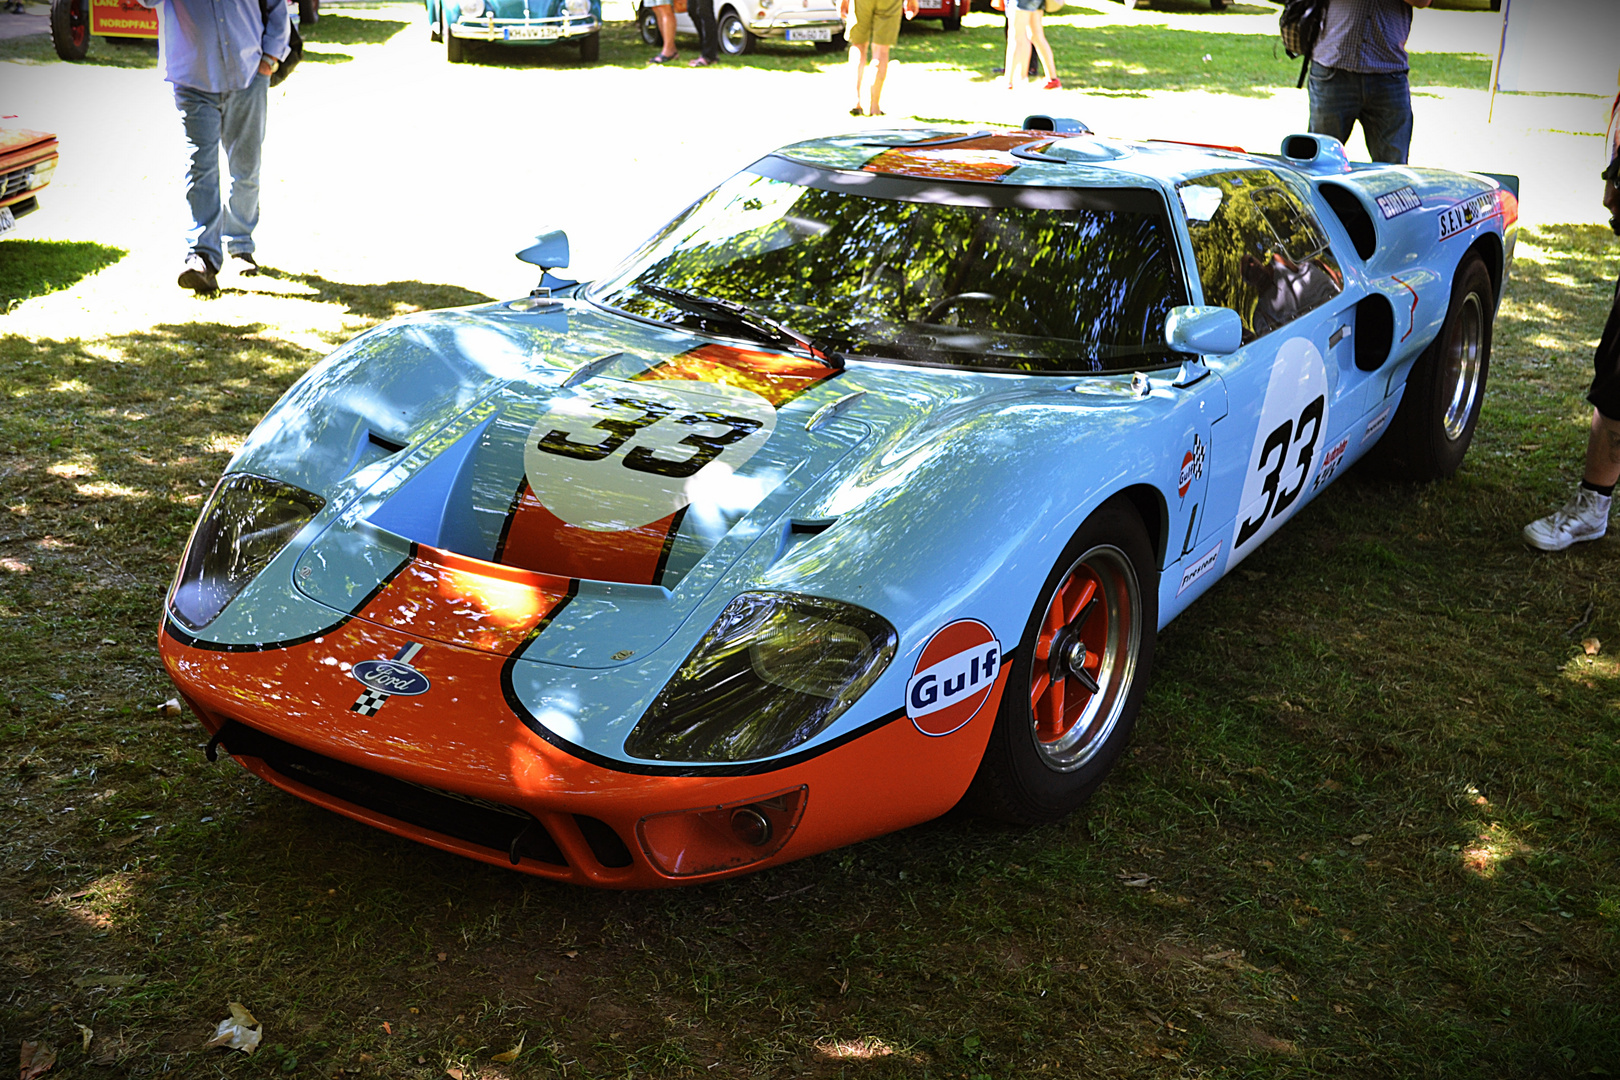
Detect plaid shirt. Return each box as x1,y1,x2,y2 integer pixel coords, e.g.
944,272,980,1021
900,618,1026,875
1313,0,1414,75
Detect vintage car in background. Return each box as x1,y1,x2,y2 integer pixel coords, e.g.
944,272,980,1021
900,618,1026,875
427,0,602,62
0,126,59,238
163,117,1517,889
636,0,844,55
914,0,968,31
50,0,316,62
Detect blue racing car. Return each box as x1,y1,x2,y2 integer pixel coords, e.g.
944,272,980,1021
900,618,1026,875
162,119,1517,887
427,0,600,62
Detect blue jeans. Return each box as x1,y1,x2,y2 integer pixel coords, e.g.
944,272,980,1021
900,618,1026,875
1307,61,1412,165
175,75,268,270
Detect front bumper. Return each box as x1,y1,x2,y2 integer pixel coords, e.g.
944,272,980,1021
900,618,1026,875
161,608,1003,889
450,15,599,42
747,15,841,37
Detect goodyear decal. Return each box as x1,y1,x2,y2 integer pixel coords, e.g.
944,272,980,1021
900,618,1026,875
1438,192,1499,239
1375,186,1421,219
1177,543,1221,597
906,620,1001,737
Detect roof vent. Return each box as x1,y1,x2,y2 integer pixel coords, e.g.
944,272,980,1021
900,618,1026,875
1023,114,1091,134
1279,133,1351,173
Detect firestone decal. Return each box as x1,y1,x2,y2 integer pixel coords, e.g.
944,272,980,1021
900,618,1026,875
906,620,1001,737
351,643,427,716
1438,192,1499,240
1375,186,1421,219
1177,543,1221,597
1178,434,1206,499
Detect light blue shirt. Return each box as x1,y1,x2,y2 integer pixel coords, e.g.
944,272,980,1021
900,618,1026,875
138,0,291,93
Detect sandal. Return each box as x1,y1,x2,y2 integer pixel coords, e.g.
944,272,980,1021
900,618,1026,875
650,52,678,63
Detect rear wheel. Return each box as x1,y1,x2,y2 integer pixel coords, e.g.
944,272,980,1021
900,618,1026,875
637,5,659,44
578,30,599,60
49,0,88,61
717,8,755,54
1362,255,1493,481
965,496,1157,825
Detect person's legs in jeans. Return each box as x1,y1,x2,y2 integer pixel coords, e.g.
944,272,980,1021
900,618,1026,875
175,85,225,271
1356,70,1413,164
1307,62,1361,151
219,74,268,260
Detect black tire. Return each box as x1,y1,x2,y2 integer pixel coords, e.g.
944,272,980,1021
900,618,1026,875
1362,255,1493,482
717,8,755,55
964,495,1157,825
446,11,466,62
637,5,659,45
578,30,599,61
49,0,89,61
941,14,961,29
298,0,317,26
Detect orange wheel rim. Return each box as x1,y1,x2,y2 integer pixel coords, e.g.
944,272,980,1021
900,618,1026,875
1027,544,1139,771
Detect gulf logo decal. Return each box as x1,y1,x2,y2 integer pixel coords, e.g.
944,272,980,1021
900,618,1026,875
906,620,1002,737
1178,434,1206,499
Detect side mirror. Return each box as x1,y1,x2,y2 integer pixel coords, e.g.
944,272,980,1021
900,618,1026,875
516,229,569,272
1165,305,1243,356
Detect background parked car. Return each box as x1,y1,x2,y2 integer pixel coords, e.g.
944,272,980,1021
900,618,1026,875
913,0,968,31
636,0,844,56
49,0,316,63
0,126,59,239
428,0,603,63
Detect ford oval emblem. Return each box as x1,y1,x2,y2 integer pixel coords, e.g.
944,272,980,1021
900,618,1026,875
351,659,431,697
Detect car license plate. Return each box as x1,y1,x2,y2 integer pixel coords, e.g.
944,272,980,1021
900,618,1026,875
0,206,14,237
786,26,832,40
504,24,561,39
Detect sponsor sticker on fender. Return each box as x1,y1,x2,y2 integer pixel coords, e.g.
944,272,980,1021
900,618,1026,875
1438,192,1499,239
1375,186,1421,219
1178,434,1206,499
906,620,1001,737
1177,542,1220,596
1311,436,1350,492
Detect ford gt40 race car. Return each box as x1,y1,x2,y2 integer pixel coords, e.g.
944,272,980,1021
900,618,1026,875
162,119,1517,888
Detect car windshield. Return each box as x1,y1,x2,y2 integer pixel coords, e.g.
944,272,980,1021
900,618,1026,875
589,159,1188,374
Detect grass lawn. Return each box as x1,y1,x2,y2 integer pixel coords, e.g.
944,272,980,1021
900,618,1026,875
2,5,1615,1077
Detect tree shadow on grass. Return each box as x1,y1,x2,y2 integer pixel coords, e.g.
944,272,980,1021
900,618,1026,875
251,267,494,321
0,240,126,311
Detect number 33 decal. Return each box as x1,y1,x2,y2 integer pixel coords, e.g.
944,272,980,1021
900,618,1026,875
1232,337,1332,556
522,380,777,532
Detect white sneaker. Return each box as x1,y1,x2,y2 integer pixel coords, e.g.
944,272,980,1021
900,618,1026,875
1523,486,1612,551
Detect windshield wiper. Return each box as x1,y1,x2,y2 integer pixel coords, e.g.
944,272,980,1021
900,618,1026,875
643,285,844,369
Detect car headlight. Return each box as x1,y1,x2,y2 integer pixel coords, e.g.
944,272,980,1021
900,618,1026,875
625,592,897,763
169,474,325,631
461,0,486,17
566,0,590,15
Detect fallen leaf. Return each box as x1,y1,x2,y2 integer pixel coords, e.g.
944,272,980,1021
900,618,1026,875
357,1053,374,1064
1519,920,1546,935
562,949,579,959
1582,638,1601,656
1349,833,1373,846
491,1035,525,1063
446,1069,464,1080
76,1025,93,1052
158,698,183,717
381,1022,392,1036
1117,871,1156,888
436,952,447,963
20,1040,57,1080
202,1002,261,1054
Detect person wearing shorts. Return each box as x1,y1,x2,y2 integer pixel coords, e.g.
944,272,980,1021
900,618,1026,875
1524,83,1620,551
1001,0,1058,90
645,0,676,63
841,0,917,116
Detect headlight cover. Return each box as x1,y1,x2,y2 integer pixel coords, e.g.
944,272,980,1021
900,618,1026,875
169,474,325,631
461,0,486,17
625,592,897,764
565,0,591,15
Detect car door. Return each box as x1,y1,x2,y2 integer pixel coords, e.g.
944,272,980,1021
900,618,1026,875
1175,168,1363,569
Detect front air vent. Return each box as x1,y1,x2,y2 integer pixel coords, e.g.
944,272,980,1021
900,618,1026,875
1355,294,1395,372
1319,183,1377,260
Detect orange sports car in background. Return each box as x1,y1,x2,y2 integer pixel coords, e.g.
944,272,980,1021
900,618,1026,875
0,126,59,239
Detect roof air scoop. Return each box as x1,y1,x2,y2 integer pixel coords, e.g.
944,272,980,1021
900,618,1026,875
1279,133,1352,174
1023,114,1091,134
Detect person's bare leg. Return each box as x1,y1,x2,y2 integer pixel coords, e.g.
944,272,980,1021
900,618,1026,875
849,41,871,112
869,43,892,114
1007,11,1033,87
1583,408,1620,488
655,5,676,57
1002,13,1017,87
1031,11,1056,80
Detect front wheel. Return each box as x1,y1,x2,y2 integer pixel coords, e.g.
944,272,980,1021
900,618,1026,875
49,0,88,60
717,8,755,55
964,496,1157,825
578,30,599,61
637,5,659,44
1362,254,1493,481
